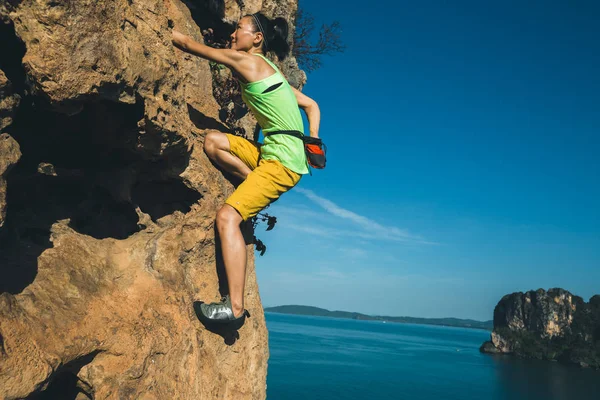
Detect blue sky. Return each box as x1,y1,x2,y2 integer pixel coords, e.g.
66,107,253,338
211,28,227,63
255,0,600,320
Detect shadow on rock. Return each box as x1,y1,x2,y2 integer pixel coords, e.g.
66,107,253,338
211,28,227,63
192,301,251,345
0,93,201,294
187,104,232,133
0,171,140,294
132,179,201,221
26,350,100,400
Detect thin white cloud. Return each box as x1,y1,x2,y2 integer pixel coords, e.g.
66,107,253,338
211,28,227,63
316,268,348,280
264,269,463,288
293,188,434,244
284,222,426,245
269,205,331,221
337,247,368,258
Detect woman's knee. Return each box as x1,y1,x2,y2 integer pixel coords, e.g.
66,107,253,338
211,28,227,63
204,131,229,159
216,205,242,230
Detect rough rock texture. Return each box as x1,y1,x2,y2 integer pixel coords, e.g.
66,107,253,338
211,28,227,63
0,0,305,398
479,340,501,354
0,70,20,131
0,68,22,227
490,331,513,353
480,288,600,369
0,133,21,227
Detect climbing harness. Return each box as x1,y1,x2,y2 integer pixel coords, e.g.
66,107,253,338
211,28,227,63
267,130,327,170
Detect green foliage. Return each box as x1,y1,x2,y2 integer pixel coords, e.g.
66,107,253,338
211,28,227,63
209,61,226,71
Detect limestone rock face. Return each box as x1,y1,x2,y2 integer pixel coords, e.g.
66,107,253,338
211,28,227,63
494,288,580,339
0,0,304,398
479,340,501,354
0,70,20,131
0,70,22,227
480,288,600,368
490,332,513,353
0,133,21,227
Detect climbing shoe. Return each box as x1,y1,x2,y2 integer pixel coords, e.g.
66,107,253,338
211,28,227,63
195,295,249,327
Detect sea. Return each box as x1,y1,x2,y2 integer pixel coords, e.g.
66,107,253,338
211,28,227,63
265,313,600,400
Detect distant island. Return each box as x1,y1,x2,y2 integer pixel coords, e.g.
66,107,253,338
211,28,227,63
480,288,600,369
265,305,493,331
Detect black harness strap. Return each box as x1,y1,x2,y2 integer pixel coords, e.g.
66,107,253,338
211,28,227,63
265,130,326,173
265,130,304,139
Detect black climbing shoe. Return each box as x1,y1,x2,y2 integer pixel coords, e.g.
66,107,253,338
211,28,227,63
194,295,249,328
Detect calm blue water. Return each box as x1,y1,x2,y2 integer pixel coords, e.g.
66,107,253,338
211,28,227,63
265,313,600,400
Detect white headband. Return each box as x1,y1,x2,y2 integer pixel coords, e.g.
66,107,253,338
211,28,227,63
252,14,269,48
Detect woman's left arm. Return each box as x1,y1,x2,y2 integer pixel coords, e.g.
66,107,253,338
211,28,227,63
292,87,320,138
172,30,245,69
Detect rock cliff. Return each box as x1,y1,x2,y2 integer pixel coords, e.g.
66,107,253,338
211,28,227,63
0,0,304,398
480,288,600,369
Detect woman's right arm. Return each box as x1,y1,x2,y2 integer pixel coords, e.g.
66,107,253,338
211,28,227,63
172,30,245,70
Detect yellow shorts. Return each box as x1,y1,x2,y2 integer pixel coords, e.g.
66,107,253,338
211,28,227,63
225,134,301,221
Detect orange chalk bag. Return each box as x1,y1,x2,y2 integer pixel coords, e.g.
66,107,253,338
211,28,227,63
268,130,327,170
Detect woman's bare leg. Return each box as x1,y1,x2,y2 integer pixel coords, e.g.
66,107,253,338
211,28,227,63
203,131,251,181
216,204,246,318
204,131,252,318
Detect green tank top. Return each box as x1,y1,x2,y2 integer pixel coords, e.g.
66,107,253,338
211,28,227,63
239,54,309,175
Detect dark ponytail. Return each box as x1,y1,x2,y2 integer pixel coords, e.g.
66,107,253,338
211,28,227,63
248,13,290,60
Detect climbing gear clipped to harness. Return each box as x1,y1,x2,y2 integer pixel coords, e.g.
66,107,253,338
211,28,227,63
267,130,327,169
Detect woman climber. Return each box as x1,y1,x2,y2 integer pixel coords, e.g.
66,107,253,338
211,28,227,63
172,13,321,325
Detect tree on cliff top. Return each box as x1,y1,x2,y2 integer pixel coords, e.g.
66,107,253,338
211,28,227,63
293,7,345,72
